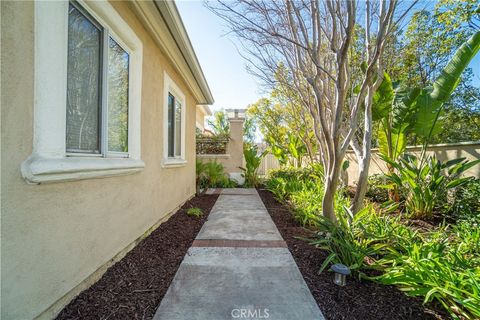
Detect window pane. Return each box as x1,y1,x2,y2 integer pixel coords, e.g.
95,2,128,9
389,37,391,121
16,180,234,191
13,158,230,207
107,37,129,153
66,4,102,153
174,100,182,157
168,93,175,157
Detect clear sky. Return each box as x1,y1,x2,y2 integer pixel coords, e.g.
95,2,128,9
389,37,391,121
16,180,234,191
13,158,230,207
177,0,480,112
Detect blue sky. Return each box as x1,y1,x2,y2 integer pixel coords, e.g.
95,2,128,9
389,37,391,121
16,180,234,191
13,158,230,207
177,0,480,112
176,1,264,112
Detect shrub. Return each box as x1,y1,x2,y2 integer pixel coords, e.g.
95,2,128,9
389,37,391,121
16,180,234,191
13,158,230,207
374,233,480,320
383,154,480,218
196,160,236,194
366,174,393,203
265,164,325,226
310,205,480,318
186,207,203,218
450,179,480,222
240,145,266,187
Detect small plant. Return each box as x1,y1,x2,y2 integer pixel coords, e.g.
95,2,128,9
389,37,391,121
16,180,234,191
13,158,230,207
383,154,480,218
196,160,236,194
240,145,266,187
186,207,203,218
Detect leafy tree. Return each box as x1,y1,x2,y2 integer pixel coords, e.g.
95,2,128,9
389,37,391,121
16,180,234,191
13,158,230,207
385,6,480,144
207,110,230,137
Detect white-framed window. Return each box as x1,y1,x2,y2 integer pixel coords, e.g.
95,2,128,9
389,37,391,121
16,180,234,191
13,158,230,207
163,72,186,167
66,1,130,157
21,0,144,184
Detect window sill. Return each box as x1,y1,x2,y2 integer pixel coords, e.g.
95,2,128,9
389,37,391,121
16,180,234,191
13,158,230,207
162,159,187,168
21,155,145,184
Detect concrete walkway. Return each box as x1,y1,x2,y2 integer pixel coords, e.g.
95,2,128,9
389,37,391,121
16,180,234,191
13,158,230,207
153,188,324,320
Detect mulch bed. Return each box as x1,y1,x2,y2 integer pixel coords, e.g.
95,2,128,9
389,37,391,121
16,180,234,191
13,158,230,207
257,188,450,320
56,194,219,320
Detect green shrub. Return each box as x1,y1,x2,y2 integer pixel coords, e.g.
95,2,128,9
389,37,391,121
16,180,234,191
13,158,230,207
450,179,480,222
186,207,203,217
374,234,480,320
196,160,237,192
383,154,480,218
366,174,390,203
240,145,266,187
265,165,325,226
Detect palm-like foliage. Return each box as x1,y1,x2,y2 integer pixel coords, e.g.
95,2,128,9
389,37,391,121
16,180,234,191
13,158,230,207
373,31,480,161
240,145,267,187
383,154,480,218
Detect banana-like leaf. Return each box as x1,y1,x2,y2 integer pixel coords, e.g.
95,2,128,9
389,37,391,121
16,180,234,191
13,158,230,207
413,89,444,139
391,87,421,133
414,31,480,139
372,73,394,121
378,126,407,160
431,31,480,102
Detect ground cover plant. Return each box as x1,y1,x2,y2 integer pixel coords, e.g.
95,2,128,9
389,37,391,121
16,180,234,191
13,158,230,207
264,166,480,319
196,159,236,195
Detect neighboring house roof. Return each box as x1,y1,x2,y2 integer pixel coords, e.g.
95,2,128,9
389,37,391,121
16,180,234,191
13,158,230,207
130,0,214,105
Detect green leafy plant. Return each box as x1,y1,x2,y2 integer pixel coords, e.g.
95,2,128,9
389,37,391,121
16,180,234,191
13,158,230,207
373,235,480,320
450,179,480,222
383,154,480,218
186,207,203,218
196,160,235,194
311,206,382,278
240,145,267,187
373,31,480,200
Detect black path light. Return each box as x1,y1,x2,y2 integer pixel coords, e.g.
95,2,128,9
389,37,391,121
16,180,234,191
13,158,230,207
331,263,351,286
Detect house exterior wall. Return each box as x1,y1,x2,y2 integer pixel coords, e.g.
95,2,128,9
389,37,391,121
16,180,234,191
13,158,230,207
1,1,199,319
196,107,206,131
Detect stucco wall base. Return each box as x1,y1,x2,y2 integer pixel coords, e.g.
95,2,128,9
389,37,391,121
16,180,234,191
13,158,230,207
35,195,193,320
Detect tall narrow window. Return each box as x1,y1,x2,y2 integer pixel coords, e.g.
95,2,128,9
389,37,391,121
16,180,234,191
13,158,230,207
66,3,102,153
167,92,183,158
167,93,175,157
66,1,130,157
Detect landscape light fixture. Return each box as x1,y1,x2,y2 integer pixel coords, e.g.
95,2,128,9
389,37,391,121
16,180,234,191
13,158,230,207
331,263,350,286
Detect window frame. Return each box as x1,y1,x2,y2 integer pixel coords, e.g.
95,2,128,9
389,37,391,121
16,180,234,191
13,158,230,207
66,1,131,159
22,0,144,184
163,72,186,167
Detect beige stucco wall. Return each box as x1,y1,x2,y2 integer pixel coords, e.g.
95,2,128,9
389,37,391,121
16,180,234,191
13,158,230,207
196,107,206,131
1,1,199,319
344,142,480,186
196,118,245,182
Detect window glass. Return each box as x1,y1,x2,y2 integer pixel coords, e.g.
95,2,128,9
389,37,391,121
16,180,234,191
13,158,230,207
168,93,175,157
174,99,182,157
107,37,129,153
66,3,102,153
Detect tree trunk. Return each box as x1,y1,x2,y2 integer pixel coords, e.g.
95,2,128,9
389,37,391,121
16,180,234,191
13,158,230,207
351,155,371,214
322,180,338,222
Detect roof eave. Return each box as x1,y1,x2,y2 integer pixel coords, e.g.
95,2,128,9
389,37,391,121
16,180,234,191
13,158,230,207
130,0,214,105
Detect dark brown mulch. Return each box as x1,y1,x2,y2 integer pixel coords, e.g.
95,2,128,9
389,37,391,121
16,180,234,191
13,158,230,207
257,188,449,320
56,194,219,320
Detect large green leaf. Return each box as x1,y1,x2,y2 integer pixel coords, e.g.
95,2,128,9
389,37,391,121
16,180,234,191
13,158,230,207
391,86,420,133
431,31,480,102
372,73,394,121
414,31,480,139
413,89,444,139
